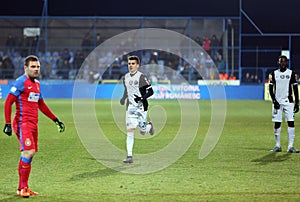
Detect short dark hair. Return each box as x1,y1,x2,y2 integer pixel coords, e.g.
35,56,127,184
24,55,39,66
128,55,140,64
279,55,288,61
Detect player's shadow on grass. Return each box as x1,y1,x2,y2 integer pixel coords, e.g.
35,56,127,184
251,152,291,165
70,167,118,181
70,157,140,181
0,192,19,202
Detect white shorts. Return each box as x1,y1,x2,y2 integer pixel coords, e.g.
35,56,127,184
272,102,295,122
126,104,148,131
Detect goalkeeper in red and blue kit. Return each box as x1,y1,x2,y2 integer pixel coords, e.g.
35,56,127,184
3,55,65,198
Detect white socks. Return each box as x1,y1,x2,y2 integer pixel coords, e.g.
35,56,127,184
288,127,295,149
145,123,151,134
274,127,281,147
274,127,295,149
126,131,134,156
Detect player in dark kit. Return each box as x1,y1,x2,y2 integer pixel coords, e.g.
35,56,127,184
3,55,65,198
269,55,299,153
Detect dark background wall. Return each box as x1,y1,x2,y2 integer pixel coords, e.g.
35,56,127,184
1,0,299,33
1,0,300,73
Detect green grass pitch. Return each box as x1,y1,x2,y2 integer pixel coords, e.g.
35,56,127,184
0,99,300,201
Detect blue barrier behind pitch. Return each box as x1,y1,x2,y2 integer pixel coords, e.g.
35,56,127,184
0,83,264,100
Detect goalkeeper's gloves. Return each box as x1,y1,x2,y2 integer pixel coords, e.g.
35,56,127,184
54,118,65,133
134,94,143,103
273,99,280,110
120,97,126,105
294,103,299,113
3,123,12,136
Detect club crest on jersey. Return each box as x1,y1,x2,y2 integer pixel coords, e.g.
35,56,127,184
134,80,138,85
25,138,31,146
280,75,285,79
129,80,133,85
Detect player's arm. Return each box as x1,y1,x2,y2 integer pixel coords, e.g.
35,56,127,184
38,99,65,132
268,72,280,109
120,77,127,105
3,94,17,136
268,72,276,101
291,71,299,113
134,74,154,103
140,85,154,100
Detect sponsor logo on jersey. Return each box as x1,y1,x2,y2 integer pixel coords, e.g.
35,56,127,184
134,80,138,85
28,92,40,102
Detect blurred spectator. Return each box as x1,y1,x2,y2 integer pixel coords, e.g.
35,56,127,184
148,59,159,76
56,54,64,78
1,54,15,79
5,34,15,57
215,54,225,74
253,74,261,84
61,59,71,79
195,62,206,80
205,55,214,79
243,72,253,83
81,33,92,57
202,36,211,55
61,48,71,63
96,33,104,46
166,52,180,70
19,35,30,57
30,35,39,55
194,36,202,46
210,34,219,59
149,50,158,63
73,50,85,78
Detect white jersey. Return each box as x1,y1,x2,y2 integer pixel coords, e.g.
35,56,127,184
125,71,142,107
269,68,297,104
123,71,152,110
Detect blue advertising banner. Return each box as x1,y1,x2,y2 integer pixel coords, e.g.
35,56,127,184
0,83,264,100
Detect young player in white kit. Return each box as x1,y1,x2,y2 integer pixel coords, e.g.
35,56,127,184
120,55,154,163
269,55,299,153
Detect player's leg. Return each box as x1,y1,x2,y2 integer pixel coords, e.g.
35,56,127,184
271,107,282,152
16,126,39,197
124,110,137,163
139,111,154,135
284,103,299,153
286,121,299,152
124,128,134,163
